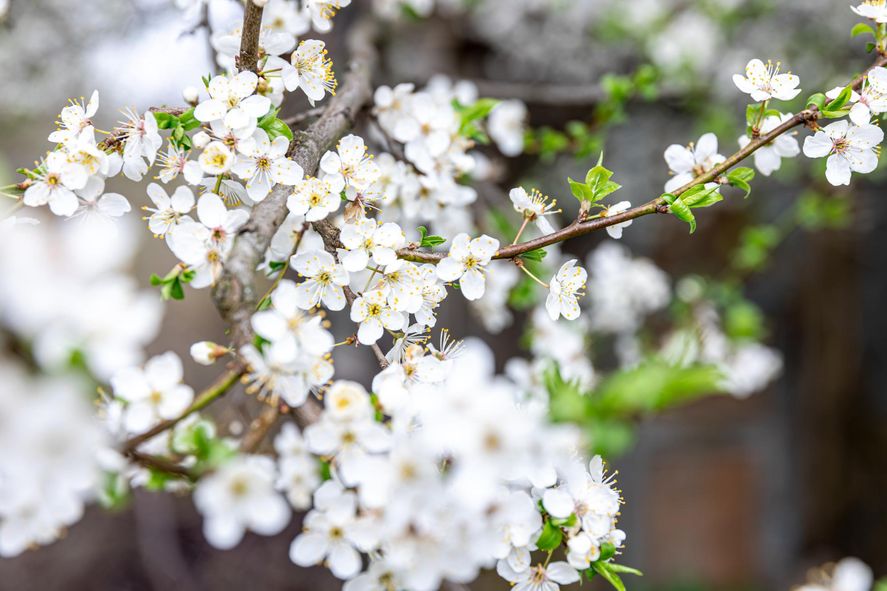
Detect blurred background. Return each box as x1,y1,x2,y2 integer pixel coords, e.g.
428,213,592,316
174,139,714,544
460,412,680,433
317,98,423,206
0,0,885,590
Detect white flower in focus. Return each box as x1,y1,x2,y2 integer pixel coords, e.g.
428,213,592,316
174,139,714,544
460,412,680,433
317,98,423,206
23,151,87,217
350,289,405,345
488,99,527,157
509,187,558,233
110,351,194,434
287,175,345,221
546,260,587,321
198,140,236,176
738,113,800,176
338,218,406,272
732,59,801,102
803,120,884,186
144,183,195,237
663,132,725,192
48,90,99,145
436,233,499,301
291,249,350,311
320,134,381,197
602,200,633,240
284,40,337,105
194,455,291,549
157,144,203,185
497,561,580,591
166,194,249,288
193,72,271,132
304,0,352,33
415,263,447,327
231,129,303,202
852,1,887,23
118,109,162,168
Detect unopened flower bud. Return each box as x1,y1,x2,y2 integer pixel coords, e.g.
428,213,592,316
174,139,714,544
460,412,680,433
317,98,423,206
193,131,211,149
182,85,200,106
190,341,228,366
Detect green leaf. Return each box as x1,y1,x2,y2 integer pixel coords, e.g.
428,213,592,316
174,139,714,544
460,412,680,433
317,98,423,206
535,520,564,551
599,542,618,561
661,192,697,234
568,177,595,201
592,561,626,591
259,116,294,141
825,86,853,112
519,248,547,262
681,184,723,208
852,22,876,38
806,93,827,111
608,564,644,577
178,108,200,131
417,226,446,248
153,112,180,130
726,167,756,198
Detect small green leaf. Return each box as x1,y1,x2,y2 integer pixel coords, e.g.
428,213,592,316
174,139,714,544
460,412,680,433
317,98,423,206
825,86,853,112
259,116,294,141
806,93,827,111
662,193,697,234
520,248,547,262
153,112,180,130
178,108,200,131
608,564,644,577
535,520,564,551
851,22,876,38
417,226,446,248
599,542,618,561
592,561,626,591
681,184,723,208
726,167,756,198
568,177,595,201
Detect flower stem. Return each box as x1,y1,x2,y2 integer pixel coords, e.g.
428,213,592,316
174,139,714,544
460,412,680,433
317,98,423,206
513,216,531,245
515,259,549,289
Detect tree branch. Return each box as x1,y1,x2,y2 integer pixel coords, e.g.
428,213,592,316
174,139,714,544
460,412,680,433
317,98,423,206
235,1,264,74
121,368,243,453
398,53,887,264
210,19,379,419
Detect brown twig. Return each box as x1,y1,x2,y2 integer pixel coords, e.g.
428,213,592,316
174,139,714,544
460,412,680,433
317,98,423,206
397,53,887,265
126,450,197,481
121,368,243,453
239,404,281,452
235,1,264,73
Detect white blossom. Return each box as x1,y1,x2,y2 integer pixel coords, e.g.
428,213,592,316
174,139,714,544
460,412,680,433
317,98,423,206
803,120,884,186
436,233,499,300
231,129,303,202
733,59,801,102
350,289,406,345
291,249,350,311
663,132,725,192
546,260,587,321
